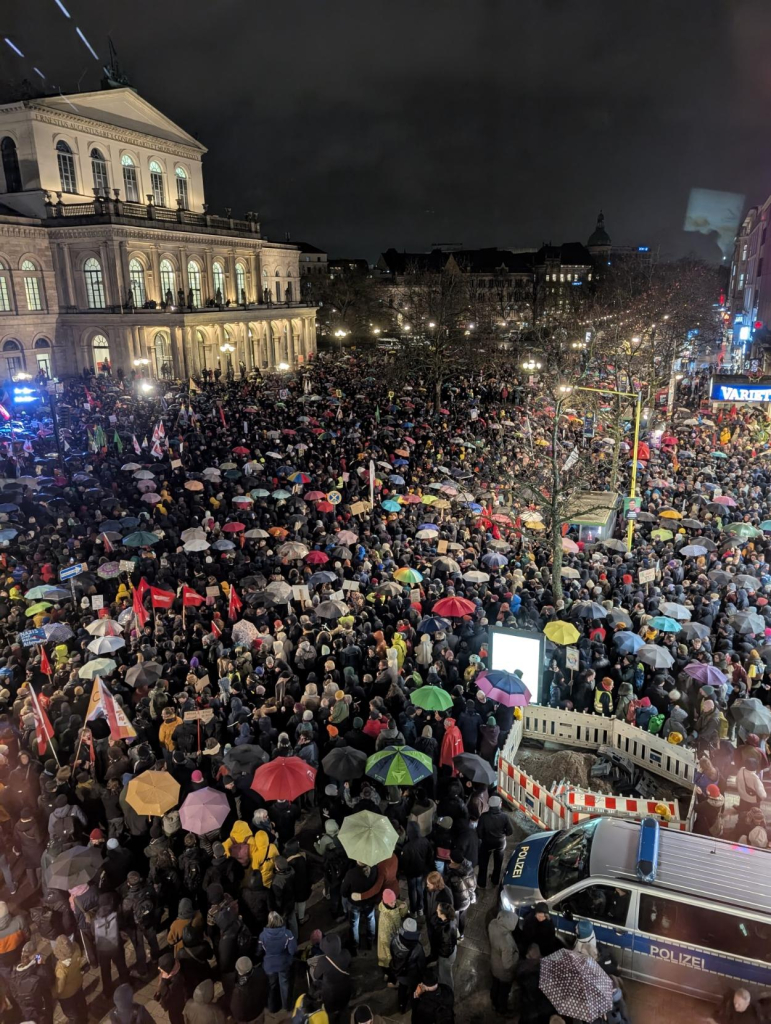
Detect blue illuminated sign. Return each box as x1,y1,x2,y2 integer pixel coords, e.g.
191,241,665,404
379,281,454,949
711,382,771,403
12,386,38,404
638,246,650,252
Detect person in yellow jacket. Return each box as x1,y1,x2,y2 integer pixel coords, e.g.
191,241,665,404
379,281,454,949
391,632,407,670
222,820,279,885
158,707,182,751
115,582,130,604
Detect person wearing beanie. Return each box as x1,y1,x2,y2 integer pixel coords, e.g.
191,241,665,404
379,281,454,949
156,950,186,1024
168,897,203,952
377,886,408,977
593,677,615,717
314,933,353,1021
109,982,154,1024
230,955,268,1024
89,827,105,845
693,783,725,838
574,918,598,960
53,933,86,1023
11,939,54,1024
389,917,426,1014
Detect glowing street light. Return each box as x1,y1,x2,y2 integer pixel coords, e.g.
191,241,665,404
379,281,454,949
522,358,542,372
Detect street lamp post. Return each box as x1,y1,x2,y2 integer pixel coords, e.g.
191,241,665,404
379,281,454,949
219,341,235,378
334,328,348,354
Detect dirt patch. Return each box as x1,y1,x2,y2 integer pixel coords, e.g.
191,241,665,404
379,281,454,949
514,745,610,791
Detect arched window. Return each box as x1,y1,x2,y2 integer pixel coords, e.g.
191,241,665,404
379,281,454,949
21,259,42,311
285,281,293,302
154,332,171,378
149,160,165,206
129,258,146,305
213,260,226,302
1,138,21,193
196,329,209,371
275,269,282,303
34,337,52,377
175,167,189,210
121,154,139,202
160,258,176,300
91,148,109,196
2,338,24,378
187,260,202,308
0,260,11,313
92,334,110,373
84,257,106,309
56,141,76,194
236,263,246,303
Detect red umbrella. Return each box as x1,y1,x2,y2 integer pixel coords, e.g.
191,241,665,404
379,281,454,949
305,550,329,564
316,501,334,512
304,491,326,500
251,757,316,801
637,442,651,460
223,522,245,532
232,446,250,455
433,596,476,617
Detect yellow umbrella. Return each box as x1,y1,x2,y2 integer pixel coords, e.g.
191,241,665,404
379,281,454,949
659,510,682,520
526,520,546,531
433,499,451,509
421,495,438,505
126,771,180,817
543,621,580,645
651,528,673,541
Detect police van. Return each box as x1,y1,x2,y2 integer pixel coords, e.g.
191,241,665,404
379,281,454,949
501,816,771,999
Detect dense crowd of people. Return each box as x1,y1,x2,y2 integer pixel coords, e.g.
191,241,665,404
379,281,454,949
0,352,767,1024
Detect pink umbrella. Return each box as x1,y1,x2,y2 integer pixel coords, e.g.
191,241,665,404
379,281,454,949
337,530,358,545
137,479,156,492
305,491,326,500
223,522,245,532
477,670,532,707
141,492,161,503
179,787,230,835
306,550,329,564
401,494,421,504
713,495,737,507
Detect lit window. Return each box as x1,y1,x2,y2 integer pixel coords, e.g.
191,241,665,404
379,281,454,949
149,160,165,206
176,167,189,209
121,154,139,202
588,273,592,281
56,140,76,194
187,260,202,307
0,260,10,312
22,259,42,311
213,261,226,301
92,334,110,373
160,258,176,299
91,148,109,196
3,338,24,377
560,273,565,282
129,259,146,305
84,257,106,308
236,263,246,302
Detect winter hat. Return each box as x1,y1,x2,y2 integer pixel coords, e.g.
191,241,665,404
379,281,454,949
403,917,418,934
236,956,252,976
601,677,613,691
127,871,141,886
178,898,194,918
438,816,453,829
577,919,594,939
191,770,204,783
324,820,339,836
106,838,119,850
353,717,363,729
353,1007,374,1024
114,984,135,1011
706,784,721,798
749,826,769,848
382,889,396,906
488,795,502,809
89,828,104,841
701,699,715,712
212,842,226,858
302,710,314,721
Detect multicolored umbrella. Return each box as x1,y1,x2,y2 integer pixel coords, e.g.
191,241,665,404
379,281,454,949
476,670,531,707
251,757,316,801
393,566,423,584
365,745,433,786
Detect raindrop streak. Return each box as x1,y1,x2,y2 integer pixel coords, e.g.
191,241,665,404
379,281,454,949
33,67,46,80
53,0,71,15
75,27,99,60
4,38,24,57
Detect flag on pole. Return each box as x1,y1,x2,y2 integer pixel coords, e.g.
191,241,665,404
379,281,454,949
86,678,136,740
210,619,222,639
228,586,242,621
218,404,226,428
39,645,51,676
181,586,205,607
150,586,175,610
132,586,149,627
132,434,141,455
113,430,123,454
29,685,55,756
103,531,114,554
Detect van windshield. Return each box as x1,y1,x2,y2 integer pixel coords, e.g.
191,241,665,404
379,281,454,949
540,818,601,899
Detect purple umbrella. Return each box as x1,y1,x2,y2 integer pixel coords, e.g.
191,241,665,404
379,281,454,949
179,787,230,835
683,663,728,688
476,669,532,707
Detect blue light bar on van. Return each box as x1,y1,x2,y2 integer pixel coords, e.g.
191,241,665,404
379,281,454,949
636,817,660,882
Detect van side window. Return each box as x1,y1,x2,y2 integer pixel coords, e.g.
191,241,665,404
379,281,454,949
687,905,771,964
558,886,632,927
638,895,689,944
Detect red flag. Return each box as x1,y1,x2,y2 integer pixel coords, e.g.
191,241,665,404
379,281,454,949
150,586,175,610
100,681,137,741
30,686,55,755
228,586,242,621
210,619,222,638
182,585,205,607
132,587,149,627
103,531,114,554
218,404,226,428
39,645,51,676
136,577,150,602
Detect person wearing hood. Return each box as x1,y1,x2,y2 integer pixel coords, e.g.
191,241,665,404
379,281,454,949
156,951,187,1024
398,819,435,916
0,898,27,994
488,909,519,1013
376,887,408,977
168,896,203,952
258,910,297,1012
313,933,353,1023
53,933,86,1023
120,870,160,978
661,703,689,740
12,806,45,890
177,924,215,999
11,939,54,1024
94,890,130,999
634,696,658,731
240,869,270,936
160,706,184,752
439,717,464,776
390,917,426,1014
223,819,279,886
109,982,157,1024
314,818,348,919
269,856,297,937
692,697,722,753
614,681,634,722
479,714,500,765
229,955,268,1024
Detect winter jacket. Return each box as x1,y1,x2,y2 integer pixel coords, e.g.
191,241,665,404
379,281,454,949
477,806,514,848
183,980,227,1024
222,821,279,885
230,965,269,1023
693,793,725,837
0,904,26,965
240,873,270,935
661,705,689,739
159,716,183,751
614,682,634,722
11,956,54,1023
287,850,311,902
269,864,296,918
313,934,353,1012
93,908,123,953
488,910,519,981
341,862,379,908
432,916,457,959
447,858,476,912
54,937,84,998
389,928,426,985
12,814,46,861
412,983,455,1024
157,968,188,1021
376,896,408,967
399,820,435,878
258,924,297,973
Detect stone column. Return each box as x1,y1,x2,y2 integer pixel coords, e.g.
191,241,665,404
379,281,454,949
150,247,161,302
172,324,185,379
99,242,117,307
249,254,258,302
61,243,76,308
204,250,215,302
178,248,189,301
55,244,72,306
118,241,131,303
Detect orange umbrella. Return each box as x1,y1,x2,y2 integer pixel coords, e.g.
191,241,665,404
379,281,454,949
269,527,288,538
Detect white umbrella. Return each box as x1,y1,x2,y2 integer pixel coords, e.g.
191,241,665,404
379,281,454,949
266,581,293,602
87,636,126,655
78,658,117,679
463,570,490,583
85,619,124,636
181,527,206,542
184,539,210,552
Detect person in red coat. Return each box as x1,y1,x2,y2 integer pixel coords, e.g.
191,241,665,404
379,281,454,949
439,718,464,776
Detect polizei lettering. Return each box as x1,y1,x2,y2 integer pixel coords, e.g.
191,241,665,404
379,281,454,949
650,945,705,970
511,845,530,879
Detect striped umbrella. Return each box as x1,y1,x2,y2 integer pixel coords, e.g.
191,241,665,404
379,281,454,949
365,745,433,786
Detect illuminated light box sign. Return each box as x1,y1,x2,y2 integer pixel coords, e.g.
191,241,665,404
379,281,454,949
488,626,545,704
710,379,771,403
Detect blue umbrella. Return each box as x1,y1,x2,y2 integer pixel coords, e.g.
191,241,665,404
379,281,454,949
482,552,508,567
212,539,235,551
393,459,409,467
99,521,122,533
277,466,296,475
0,503,19,512
417,523,439,531
417,616,451,634
612,631,645,654
120,517,140,529
463,502,483,513
382,500,401,512
389,475,405,485
124,531,160,546
649,615,681,633
308,571,338,587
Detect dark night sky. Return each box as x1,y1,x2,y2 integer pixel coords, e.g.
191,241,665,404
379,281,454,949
5,0,771,262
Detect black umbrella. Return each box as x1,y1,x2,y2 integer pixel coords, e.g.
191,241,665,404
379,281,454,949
125,662,164,688
452,752,496,785
322,746,367,781
46,845,103,890
246,591,275,607
224,744,269,775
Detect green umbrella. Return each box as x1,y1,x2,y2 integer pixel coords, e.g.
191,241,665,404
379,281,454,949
123,530,161,546
338,809,398,866
78,658,117,679
724,522,761,539
410,685,453,712
25,602,52,616
365,744,433,786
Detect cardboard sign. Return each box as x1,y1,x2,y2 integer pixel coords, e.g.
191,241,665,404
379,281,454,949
639,568,656,584
410,588,421,604
292,585,311,603
342,579,360,592
184,708,214,722
119,560,135,573
350,501,367,516
206,585,220,598
91,595,104,610
194,673,211,693
565,646,580,671
437,539,448,554
170,459,182,469
331,589,345,602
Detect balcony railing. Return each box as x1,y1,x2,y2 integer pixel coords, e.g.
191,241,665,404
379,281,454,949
59,299,318,315
46,192,262,238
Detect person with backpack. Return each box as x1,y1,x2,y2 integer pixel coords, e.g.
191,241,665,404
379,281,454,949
445,852,476,939
315,819,348,919
270,855,298,938
258,910,297,1012
215,901,254,989
155,951,187,1024
120,870,160,979
93,891,130,999
110,982,155,1024
230,955,268,1024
